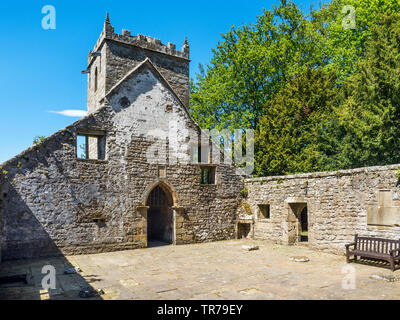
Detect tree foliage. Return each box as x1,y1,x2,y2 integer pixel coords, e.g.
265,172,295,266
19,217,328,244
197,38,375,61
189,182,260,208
333,14,400,168
190,0,313,132
190,0,400,176
256,68,339,176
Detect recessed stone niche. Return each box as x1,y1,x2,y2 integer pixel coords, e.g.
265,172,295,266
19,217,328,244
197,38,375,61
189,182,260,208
367,190,400,226
158,166,166,178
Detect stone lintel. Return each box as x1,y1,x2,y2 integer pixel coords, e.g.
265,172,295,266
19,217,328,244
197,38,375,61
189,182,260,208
234,219,254,224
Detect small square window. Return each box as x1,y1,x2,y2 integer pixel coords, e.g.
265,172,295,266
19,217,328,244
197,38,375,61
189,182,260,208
76,133,105,160
258,204,270,219
200,166,216,185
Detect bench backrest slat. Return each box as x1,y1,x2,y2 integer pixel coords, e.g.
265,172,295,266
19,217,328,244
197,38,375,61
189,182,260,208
355,236,400,254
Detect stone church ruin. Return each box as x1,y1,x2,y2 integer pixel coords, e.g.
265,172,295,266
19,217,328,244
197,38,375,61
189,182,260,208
0,15,244,261
1,15,400,264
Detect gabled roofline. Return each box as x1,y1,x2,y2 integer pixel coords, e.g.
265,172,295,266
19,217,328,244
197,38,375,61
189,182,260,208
1,60,243,176
103,58,243,173
104,57,188,111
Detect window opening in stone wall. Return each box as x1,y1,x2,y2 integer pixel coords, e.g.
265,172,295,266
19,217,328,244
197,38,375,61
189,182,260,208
300,206,308,242
258,204,270,219
76,135,87,159
76,133,106,160
191,132,211,164
200,166,215,185
94,67,98,92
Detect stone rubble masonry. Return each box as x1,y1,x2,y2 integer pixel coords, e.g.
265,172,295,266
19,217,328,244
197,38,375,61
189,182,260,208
245,164,400,255
87,14,190,112
0,58,243,261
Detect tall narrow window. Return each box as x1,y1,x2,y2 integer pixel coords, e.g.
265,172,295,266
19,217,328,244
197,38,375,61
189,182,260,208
94,67,98,92
76,135,88,159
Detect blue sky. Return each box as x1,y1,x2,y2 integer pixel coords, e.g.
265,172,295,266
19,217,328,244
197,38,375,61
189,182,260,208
0,0,315,164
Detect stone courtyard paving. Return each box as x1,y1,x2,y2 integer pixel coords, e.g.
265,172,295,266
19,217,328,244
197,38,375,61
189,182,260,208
1,239,400,300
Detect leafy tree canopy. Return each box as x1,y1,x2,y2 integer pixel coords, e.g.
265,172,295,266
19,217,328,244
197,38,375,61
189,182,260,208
190,0,400,176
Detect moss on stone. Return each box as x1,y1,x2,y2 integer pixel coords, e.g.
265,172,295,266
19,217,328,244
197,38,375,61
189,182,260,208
238,202,252,215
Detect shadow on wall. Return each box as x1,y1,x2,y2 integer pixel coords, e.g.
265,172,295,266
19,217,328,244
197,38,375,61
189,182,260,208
0,180,102,300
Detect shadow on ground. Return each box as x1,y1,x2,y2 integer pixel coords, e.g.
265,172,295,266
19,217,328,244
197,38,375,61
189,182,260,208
147,240,171,248
351,257,398,271
0,179,102,300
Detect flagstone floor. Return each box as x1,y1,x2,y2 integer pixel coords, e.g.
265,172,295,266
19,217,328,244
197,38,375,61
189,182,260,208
1,239,400,300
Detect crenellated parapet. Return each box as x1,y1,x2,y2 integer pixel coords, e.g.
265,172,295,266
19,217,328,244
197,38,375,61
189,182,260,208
86,13,191,112
88,13,189,66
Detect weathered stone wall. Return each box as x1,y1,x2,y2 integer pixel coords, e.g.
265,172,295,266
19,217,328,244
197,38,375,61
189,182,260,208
104,40,189,107
245,165,400,255
0,65,243,261
87,44,107,113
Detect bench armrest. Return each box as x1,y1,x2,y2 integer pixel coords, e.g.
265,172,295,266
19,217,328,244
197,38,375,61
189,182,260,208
345,242,355,249
390,248,400,256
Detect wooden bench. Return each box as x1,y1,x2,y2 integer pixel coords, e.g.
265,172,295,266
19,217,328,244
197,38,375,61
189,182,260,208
346,234,400,271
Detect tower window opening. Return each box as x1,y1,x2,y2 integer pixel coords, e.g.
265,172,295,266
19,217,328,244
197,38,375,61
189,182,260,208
94,67,98,92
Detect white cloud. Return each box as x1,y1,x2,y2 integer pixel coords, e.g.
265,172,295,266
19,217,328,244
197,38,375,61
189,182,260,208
49,109,87,117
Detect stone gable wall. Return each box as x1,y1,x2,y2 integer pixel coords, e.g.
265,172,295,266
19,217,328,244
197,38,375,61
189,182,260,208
104,40,189,107
0,68,243,261
245,165,400,255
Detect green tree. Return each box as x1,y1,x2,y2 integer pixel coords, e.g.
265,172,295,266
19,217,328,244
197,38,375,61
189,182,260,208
311,0,400,79
190,0,400,133
256,67,339,176
190,0,313,132
333,14,400,168
190,0,400,176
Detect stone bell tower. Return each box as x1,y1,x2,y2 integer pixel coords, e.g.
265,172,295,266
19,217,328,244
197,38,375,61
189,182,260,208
85,13,190,113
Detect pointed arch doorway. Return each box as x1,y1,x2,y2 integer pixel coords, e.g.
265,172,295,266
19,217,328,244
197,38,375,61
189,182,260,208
146,184,174,245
